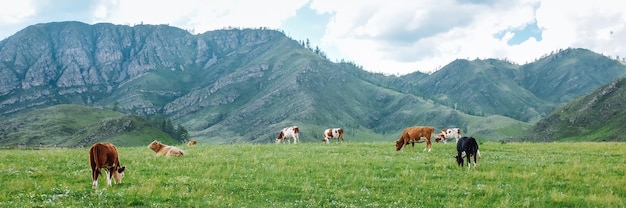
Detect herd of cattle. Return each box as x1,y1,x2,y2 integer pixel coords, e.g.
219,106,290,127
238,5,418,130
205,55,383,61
88,126,480,188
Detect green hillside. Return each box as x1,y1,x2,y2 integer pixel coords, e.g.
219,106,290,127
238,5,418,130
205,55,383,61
521,78,626,141
0,104,181,147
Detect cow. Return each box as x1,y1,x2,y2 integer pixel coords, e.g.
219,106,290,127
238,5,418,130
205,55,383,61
89,142,126,189
148,140,185,156
436,128,462,144
275,126,299,144
455,136,480,170
187,140,197,146
323,128,344,144
395,126,435,152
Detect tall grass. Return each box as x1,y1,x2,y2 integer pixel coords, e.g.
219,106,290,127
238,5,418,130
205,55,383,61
0,142,624,207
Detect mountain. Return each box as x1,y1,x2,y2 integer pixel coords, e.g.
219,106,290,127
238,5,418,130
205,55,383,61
0,104,181,147
1,21,625,146
519,78,626,142
414,58,545,121
390,49,626,122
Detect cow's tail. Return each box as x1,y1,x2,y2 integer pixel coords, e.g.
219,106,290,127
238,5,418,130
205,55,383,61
90,145,101,177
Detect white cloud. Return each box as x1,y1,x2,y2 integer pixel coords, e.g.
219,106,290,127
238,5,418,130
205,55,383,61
313,0,546,74
0,0,36,24
91,0,309,32
312,0,626,74
537,0,626,56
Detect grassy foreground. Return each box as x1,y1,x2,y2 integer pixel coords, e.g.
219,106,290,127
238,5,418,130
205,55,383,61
0,142,624,207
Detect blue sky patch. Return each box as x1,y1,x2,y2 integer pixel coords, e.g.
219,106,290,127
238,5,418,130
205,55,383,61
494,21,543,45
280,3,332,47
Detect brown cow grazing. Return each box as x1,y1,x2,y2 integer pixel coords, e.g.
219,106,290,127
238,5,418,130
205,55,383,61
395,126,435,152
187,140,197,146
323,128,344,144
148,140,185,156
89,142,126,189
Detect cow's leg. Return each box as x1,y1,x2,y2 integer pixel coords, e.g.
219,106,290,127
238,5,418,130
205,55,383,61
428,140,432,152
105,170,113,186
92,168,99,189
465,152,472,171
477,150,481,168
473,153,478,170
460,154,464,167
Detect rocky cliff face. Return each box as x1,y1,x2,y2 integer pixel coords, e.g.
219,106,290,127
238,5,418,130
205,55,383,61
0,21,286,118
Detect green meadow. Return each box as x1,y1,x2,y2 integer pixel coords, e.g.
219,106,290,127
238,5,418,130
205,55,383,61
0,142,624,207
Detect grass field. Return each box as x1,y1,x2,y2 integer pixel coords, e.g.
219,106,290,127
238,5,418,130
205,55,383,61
0,142,624,207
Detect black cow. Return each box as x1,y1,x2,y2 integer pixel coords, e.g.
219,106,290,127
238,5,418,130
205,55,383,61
455,136,480,170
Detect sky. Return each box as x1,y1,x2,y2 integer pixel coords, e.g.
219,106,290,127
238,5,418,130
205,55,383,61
0,0,624,75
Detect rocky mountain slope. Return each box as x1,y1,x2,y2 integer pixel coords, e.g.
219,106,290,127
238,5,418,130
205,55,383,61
1,21,625,145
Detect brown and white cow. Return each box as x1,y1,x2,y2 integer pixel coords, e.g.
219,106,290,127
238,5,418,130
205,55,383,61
436,128,461,144
187,140,197,146
276,126,299,144
395,126,435,152
148,140,185,156
89,142,126,189
323,128,344,144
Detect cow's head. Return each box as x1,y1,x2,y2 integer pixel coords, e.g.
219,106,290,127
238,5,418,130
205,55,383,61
275,131,284,143
455,155,464,167
148,140,164,152
112,166,126,184
435,132,446,143
395,140,404,151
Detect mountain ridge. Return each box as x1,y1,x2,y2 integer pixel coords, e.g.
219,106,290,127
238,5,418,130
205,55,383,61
1,21,625,146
